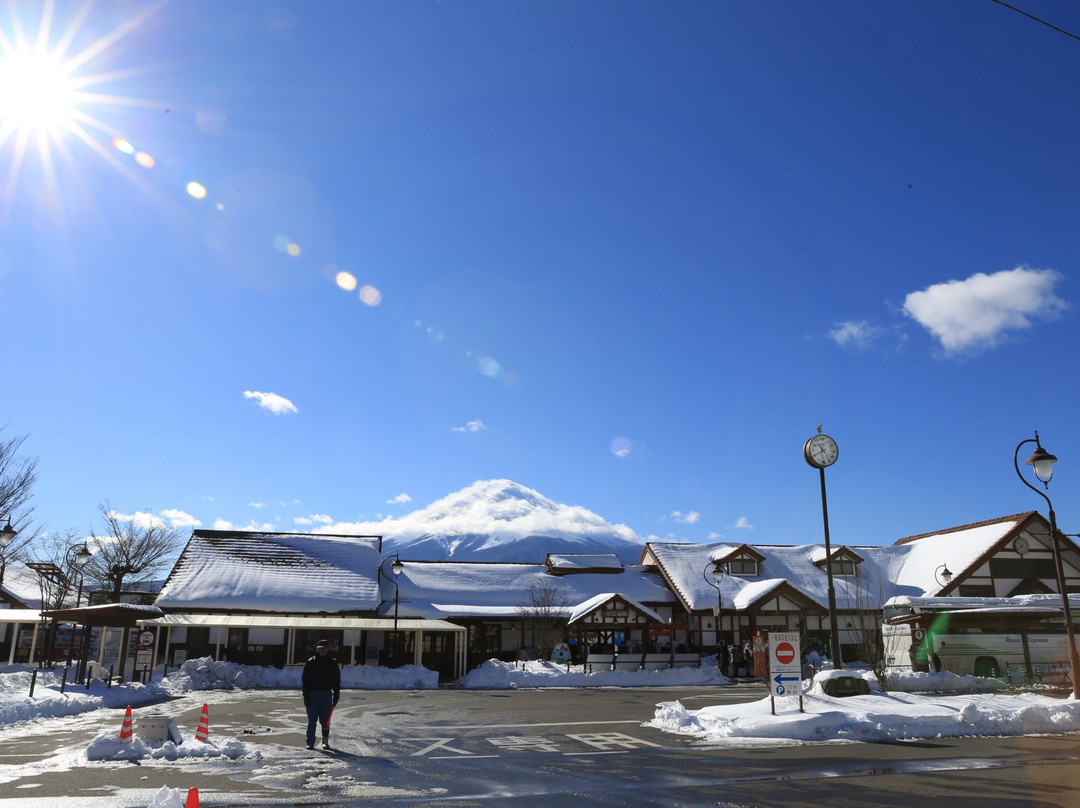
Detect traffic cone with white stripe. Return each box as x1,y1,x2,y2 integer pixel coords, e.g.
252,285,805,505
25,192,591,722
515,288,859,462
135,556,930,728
184,787,200,807
194,703,209,742
119,705,133,743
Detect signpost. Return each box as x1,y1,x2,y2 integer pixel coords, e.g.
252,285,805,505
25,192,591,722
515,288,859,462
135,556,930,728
768,631,804,714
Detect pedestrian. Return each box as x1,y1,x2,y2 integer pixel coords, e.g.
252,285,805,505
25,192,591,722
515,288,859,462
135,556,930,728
302,639,340,749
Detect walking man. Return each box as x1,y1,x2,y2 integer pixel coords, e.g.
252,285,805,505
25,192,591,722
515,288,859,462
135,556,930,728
302,639,340,749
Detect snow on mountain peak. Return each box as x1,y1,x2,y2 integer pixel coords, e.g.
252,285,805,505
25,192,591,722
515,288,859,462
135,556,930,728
316,479,644,563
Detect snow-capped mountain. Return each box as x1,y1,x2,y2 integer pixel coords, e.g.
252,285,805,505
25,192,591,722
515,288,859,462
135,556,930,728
332,479,646,563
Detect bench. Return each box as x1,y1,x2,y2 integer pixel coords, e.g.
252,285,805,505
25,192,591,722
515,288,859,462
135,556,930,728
584,653,614,673
613,653,644,671
641,653,672,670
671,653,702,668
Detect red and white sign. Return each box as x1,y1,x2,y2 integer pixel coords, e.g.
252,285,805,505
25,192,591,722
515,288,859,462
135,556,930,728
768,632,802,699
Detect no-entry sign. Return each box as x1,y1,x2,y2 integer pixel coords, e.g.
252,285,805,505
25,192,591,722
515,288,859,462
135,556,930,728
768,632,801,699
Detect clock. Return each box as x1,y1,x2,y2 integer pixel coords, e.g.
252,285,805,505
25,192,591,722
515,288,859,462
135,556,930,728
1013,536,1030,556
804,433,839,469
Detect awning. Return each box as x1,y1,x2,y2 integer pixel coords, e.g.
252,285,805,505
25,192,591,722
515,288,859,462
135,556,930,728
138,613,465,633
0,609,41,624
41,603,164,627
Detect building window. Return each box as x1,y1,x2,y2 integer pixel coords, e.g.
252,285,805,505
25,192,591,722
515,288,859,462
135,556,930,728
828,559,857,576
958,584,995,597
728,559,758,576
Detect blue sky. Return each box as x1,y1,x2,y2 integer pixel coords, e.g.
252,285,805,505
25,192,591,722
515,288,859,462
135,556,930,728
3,0,1080,549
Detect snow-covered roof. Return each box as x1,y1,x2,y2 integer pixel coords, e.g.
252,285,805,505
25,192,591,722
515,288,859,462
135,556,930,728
546,553,624,573
155,531,383,613
646,513,1041,614
567,592,665,625
387,561,675,620
0,563,44,608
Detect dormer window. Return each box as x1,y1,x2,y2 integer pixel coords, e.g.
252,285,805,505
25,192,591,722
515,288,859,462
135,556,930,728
828,559,857,576
727,558,759,576
812,546,863,578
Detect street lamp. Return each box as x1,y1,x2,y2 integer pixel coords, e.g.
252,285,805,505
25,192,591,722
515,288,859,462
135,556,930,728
703,561,724,647
0,516,16,594
381,554,404,667
63,543,92,667
934,564,953,589
1014,430,1080,700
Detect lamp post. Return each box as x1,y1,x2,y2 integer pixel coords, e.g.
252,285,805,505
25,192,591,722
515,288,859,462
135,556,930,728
703,561,724,647
380,554,404,667
1014,430,1080,700
0,516,16,594
934,564,953,589
63,543,92,667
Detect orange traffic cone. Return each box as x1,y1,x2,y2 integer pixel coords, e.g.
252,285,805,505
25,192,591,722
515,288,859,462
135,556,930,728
194,703,209,742
184,787,200,808
119,705,133,743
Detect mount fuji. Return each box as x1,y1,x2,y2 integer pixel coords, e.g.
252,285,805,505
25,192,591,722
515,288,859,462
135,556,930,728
326,479,646,564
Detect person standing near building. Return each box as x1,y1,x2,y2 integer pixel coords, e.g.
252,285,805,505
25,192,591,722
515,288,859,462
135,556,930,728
302,639,340,749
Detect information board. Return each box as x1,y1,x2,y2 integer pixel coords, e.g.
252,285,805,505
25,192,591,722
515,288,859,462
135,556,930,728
768,631,801,698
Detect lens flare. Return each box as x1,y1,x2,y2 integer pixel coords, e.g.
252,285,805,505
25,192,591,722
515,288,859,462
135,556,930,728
135,151,154,168
286,242,301,257
112,137,135,154
611,437,633,458
359,284,381,306
186,181,207,199
335,271,357,292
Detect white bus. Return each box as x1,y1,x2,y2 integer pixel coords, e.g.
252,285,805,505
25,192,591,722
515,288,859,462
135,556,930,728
882,594,1078,684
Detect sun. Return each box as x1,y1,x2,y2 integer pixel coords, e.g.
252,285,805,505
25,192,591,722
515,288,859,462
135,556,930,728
0,47,78,137
0,0,170,223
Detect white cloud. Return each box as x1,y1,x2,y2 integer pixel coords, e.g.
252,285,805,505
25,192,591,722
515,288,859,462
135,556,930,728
387,493,412,505
108,509,168,530
213,518,234,530
707,531,724,540
903,267,1067,354
243,390,298,415
160,509,201,528
294,514,333,526
452,418,487,433
829,320,886,350
734,516,753,530
249,502,266,509
670,510,701,525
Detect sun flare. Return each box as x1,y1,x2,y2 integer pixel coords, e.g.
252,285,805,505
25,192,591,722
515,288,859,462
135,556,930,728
0,47,78,136
0,0,170,223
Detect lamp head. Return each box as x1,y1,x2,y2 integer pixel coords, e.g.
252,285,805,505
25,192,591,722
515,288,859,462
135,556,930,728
76,545,92,566
1027,445,1058,484
938,564,953,584
0,518,16,548
391,558,404,576
711,564,724,583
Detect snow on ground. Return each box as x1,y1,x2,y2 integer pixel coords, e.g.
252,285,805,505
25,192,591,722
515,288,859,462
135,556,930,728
2,656,1079,808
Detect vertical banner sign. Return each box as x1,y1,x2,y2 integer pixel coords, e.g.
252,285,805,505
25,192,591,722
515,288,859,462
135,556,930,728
768,631,803,714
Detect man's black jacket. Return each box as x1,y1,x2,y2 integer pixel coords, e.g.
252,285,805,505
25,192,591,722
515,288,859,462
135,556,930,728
302,653,341,700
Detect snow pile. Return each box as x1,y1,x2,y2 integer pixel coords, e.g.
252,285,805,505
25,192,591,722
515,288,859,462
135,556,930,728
458,658,730,689
161,656,439,693
0,666,154,724
837,666,1008,695
646,690,1080,744
147,786,188,808
86,728,257,762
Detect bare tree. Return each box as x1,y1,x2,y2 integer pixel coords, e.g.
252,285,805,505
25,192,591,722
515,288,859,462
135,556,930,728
28,529,92,609
84,503,184,603
838,568,892,691
516,579,571,662
0,426,39,560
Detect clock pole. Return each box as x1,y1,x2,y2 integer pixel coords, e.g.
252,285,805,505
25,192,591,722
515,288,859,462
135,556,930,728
816,464,843,670
804,427,843,670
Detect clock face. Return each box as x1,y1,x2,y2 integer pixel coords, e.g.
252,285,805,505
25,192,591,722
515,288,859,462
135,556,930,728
1014,536,1030,556
804,434,839,468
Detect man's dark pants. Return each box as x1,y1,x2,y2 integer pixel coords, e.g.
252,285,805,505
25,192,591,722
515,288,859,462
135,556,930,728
306,690,334,747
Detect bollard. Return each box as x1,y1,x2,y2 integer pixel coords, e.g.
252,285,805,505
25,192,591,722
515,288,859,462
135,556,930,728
29,669,37,698
107,665,114,688
60,667,69,694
